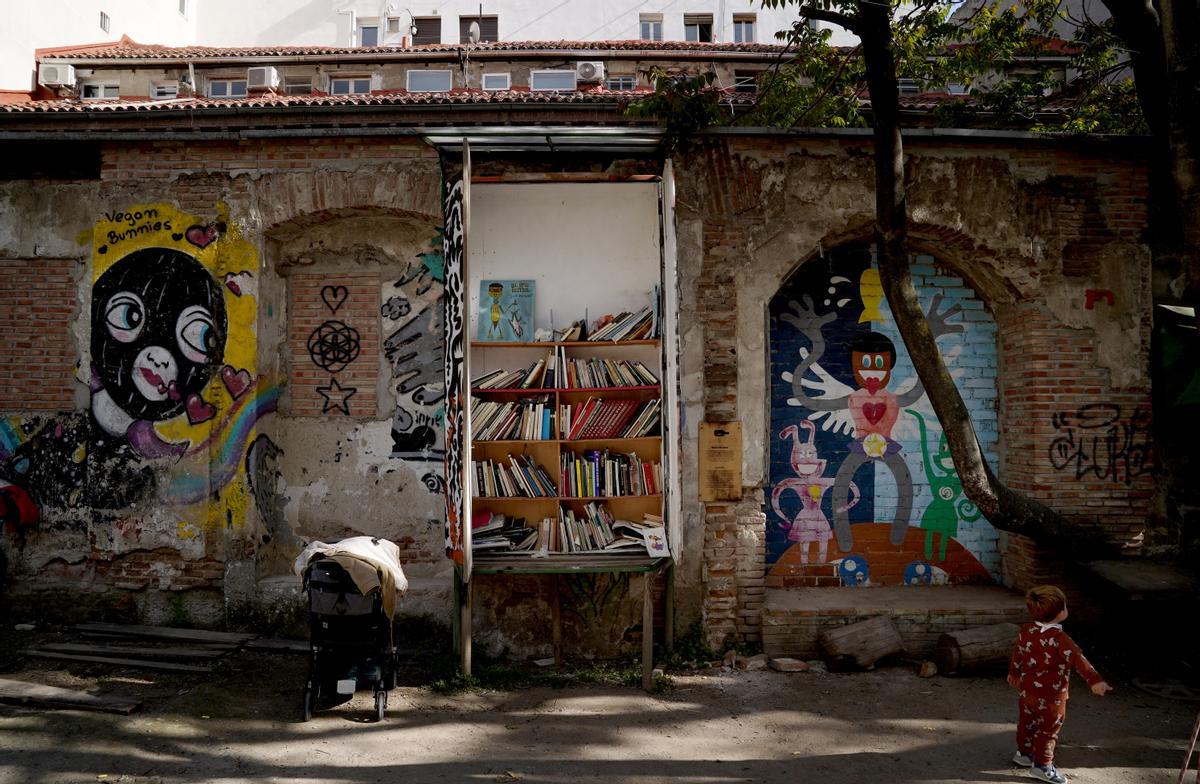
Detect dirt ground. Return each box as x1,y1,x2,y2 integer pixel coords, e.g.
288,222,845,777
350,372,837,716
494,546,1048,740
0,648,1194,784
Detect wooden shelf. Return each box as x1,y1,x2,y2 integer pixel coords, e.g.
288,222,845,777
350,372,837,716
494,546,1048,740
475,436,662,446
474,495,661,502
472,385,659,394
471,339,660,348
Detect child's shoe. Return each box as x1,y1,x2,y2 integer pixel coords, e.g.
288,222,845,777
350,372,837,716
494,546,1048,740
1028,764,1068,783
1012,750,1034,767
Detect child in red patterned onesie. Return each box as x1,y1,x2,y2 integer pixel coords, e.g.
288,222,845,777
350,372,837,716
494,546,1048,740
1008,585,1113,783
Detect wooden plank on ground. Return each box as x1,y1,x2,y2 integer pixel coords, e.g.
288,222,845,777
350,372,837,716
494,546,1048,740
242,638,309,654
25,650,214,674
36,643,228,661
0,677,142,715
73,622,253,645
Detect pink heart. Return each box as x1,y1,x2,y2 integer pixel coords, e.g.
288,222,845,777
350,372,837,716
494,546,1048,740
185,224,220,248
223,272,244,296
863,402,886,426
221,366,252,399
185,394,216,425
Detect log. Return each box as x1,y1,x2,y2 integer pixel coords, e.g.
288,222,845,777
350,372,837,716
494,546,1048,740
818,616,905,670
72,622,253,645
25,650,213,674
36,643,229,660
933,622,1020,675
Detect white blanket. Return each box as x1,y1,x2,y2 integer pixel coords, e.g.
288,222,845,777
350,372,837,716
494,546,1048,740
292,536,409,595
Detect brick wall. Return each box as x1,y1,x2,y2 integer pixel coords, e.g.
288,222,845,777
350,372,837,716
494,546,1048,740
0,257,77,411
288,272,380,417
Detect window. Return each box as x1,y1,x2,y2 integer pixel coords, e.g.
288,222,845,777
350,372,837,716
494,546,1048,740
733,71,759,93
946,82,968,95
684,14,713,42
482,72,510,91
413,17,441,45
531,70,576,91
100,11,110,32
386,17,401,34
897,78,920,94
733,14,756,43
284,77,313,95
359,24,379,47
459,15,498,43
179,0,187,16
208,79,247,98
152,81,179,99
406,70,452,92
81,82,119,100
639,14,663,41
330,77,372,95
607,75,636,91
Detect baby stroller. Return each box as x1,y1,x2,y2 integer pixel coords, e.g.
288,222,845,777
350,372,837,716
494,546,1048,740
294,536,408,722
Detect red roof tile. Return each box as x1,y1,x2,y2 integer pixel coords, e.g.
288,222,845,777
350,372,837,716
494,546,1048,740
39,39,791,61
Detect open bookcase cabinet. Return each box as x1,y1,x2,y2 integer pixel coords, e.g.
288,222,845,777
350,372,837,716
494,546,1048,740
441,148,681,689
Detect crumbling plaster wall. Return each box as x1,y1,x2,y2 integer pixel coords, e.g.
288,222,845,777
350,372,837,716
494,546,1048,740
671,135,1152,646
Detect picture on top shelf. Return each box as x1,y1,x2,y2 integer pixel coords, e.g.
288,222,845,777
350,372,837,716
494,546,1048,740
477,279,535,342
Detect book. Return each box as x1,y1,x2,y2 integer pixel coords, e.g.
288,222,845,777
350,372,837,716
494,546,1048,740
477,280,535,342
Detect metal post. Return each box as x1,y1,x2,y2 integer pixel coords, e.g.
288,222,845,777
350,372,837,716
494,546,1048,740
642,572,654,691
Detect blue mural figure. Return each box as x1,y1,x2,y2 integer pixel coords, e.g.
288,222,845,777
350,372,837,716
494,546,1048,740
907,410,982,561
836,555,870,586
782,294,963,551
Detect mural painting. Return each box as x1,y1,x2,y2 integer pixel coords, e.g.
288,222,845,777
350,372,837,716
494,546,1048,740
442,179,467,562
88,204,271,532
1048,403,1152,484
309,286,361,415
767,247,1000,586
384,231,447,497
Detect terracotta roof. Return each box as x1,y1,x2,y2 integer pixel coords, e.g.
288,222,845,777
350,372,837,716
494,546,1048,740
39,39,791,61
0,87,706,114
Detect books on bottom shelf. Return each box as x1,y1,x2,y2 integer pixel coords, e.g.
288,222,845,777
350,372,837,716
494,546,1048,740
472,395,555,440
561,449,661,498
473,454,558,498
560,397,661,440
472,504,668,558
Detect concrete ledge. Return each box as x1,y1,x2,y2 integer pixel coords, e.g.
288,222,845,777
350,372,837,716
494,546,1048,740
762,585,1026,659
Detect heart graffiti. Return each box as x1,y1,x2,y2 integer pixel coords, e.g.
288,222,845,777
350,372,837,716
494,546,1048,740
185,393,217,425
185,223,223,248
221,365,252,399
321,285,349,314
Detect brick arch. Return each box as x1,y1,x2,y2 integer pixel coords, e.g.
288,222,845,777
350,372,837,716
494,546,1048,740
254,160,442,236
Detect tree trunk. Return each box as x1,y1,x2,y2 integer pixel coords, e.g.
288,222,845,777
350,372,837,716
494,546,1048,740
855,2,1115,555
818,616,905,670
933,622,1020,675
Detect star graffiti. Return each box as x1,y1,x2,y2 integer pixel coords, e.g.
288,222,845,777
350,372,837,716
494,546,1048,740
316,377,357,415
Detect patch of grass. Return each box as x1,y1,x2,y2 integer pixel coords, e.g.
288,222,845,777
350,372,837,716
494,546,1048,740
429,659,672,694
660,621,720,671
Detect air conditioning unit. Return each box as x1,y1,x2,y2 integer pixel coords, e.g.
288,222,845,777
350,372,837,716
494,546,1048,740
247,66,280,90
38,63,76,87
575,61,605,82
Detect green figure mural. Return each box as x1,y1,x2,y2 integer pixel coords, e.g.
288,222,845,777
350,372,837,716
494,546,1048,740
907,410,982,561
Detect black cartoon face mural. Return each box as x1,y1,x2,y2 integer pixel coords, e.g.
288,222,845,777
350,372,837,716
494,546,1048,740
90,248,227,458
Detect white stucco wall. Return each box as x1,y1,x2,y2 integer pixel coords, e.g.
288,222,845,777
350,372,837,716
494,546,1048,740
1,0,196,90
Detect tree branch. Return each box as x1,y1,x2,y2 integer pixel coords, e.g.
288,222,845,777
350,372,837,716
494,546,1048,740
800,6,860,32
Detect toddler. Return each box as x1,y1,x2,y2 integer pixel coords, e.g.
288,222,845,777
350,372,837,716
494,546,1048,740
1008,585,1112,783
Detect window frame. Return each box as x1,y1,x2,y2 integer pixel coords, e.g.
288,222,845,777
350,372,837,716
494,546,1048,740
639,14,663,41
207,78,248,98
386,17,401,34
530,69,577,92
283,77,314,95
81,81,119,101
329,76,374,95
732,14,756,43
99,11,110,33
606,75,636,91
152,81,179,99
458,15,498,43
732,70,759,93
683,14,713,43
406,69,453,93
179,0,187,17
412,16,442,45
481,72,511,91
358,23,380,47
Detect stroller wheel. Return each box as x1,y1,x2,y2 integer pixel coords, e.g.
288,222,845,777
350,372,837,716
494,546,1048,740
374,690,387,722
301,687,314,722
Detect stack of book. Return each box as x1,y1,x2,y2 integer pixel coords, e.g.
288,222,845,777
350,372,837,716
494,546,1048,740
472,395,555,440
472,349,566,390
564,357,658,389
587,306,654,342
473,454,558,498
560,397,661,440
471,511,539,552
561,449,661,498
